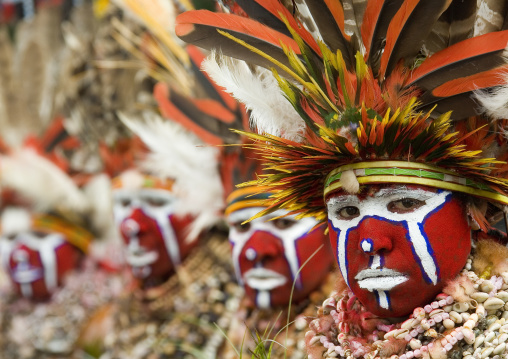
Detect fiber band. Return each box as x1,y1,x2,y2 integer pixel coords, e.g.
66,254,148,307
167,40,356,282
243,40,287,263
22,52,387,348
225,186,273,216
32,215,93,254
324,161,508,205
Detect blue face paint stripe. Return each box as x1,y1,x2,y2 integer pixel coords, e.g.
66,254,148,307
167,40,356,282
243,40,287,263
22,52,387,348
380,254,385,268
368,256,374,267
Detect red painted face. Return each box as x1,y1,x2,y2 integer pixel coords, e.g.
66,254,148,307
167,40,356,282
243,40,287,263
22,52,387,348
7,232,82,300
228,207,333,309
326,185,471,317
114,188,197,283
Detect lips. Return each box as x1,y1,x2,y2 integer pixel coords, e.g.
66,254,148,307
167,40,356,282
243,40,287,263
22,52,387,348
11,266,43,284
355,268,408,292
243,268,287,291
125,250,159,267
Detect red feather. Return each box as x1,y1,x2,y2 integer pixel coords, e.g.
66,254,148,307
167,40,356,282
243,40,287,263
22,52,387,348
252,0,321,56
154,82,224,146
188,98,236,124
407,30,508,90
431,66,508,98
380,0,452,79
362,0,403,65
186,44,238,112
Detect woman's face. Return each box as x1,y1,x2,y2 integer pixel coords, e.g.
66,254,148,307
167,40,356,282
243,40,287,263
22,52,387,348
326,184,471,317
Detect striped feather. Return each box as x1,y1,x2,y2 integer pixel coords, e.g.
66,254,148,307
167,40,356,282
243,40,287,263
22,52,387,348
407,30,508,91
176,10,301,76
423,0,476,54
379,0,452,79
304,0,355,68
361,0,404,74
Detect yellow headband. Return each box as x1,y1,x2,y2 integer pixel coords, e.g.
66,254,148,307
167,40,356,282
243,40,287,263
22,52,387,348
111,174,174,191
32,214,93,254
324,161,508,205
225,186,274,216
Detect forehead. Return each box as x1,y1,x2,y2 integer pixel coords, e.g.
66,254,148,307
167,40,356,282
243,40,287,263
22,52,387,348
227,207,292,223
327,184,439,202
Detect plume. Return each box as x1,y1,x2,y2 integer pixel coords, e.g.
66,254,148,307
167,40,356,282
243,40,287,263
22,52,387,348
474,75,508,120
0,149,89,216
202,51,305,141
118,112,224,241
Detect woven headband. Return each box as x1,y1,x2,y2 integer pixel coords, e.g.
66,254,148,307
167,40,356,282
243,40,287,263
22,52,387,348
32,214,93,254
324,161,508,205
225,186,273,216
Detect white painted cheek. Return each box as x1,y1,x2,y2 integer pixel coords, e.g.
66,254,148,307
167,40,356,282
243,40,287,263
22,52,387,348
143,204,181,267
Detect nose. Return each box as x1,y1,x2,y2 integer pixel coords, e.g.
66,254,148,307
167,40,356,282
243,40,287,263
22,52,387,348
120,208,150,237
357,218,393,254
244,230,284,263
12,249,29,263
121,218,140,237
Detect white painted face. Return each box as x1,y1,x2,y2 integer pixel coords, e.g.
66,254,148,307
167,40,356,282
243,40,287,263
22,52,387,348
326,185,471,316
228,207,332,308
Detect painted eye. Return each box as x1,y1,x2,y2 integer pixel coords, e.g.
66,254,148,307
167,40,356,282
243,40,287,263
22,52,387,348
233,222,251,233
32,231,47,239
388,198,424,213
272,218,296,230
5,234,17,241
145,197,168,207
118,198,131,207
337,206,360,219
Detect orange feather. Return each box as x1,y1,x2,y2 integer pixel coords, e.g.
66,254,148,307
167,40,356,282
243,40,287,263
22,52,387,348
186,44,238,112
154,82,223,146
407,30,508,88
432,66,508,98
176,10,300,54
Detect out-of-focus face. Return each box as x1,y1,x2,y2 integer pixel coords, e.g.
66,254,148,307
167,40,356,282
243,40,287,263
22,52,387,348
227,207,333,309
7,231,82,300
326,184,471,317
113,188,196,283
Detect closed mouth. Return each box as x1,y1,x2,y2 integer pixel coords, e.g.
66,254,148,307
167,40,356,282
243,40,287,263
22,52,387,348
243,268,287,291
355,268,408,291
12,267,43,283
126,250,159,267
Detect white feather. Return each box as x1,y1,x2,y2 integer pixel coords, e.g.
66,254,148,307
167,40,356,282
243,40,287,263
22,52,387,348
83,174,114,240
118,112,224,241
474,75,508,120
0,149,89,215
202,51,306,142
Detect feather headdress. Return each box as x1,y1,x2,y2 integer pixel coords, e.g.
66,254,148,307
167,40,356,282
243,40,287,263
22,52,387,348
117,111,224,241
0,119,105,253
108,1,261,241
176,0,508,225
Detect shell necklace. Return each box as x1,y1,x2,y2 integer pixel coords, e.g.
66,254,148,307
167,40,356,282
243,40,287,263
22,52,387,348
307,255,508,359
